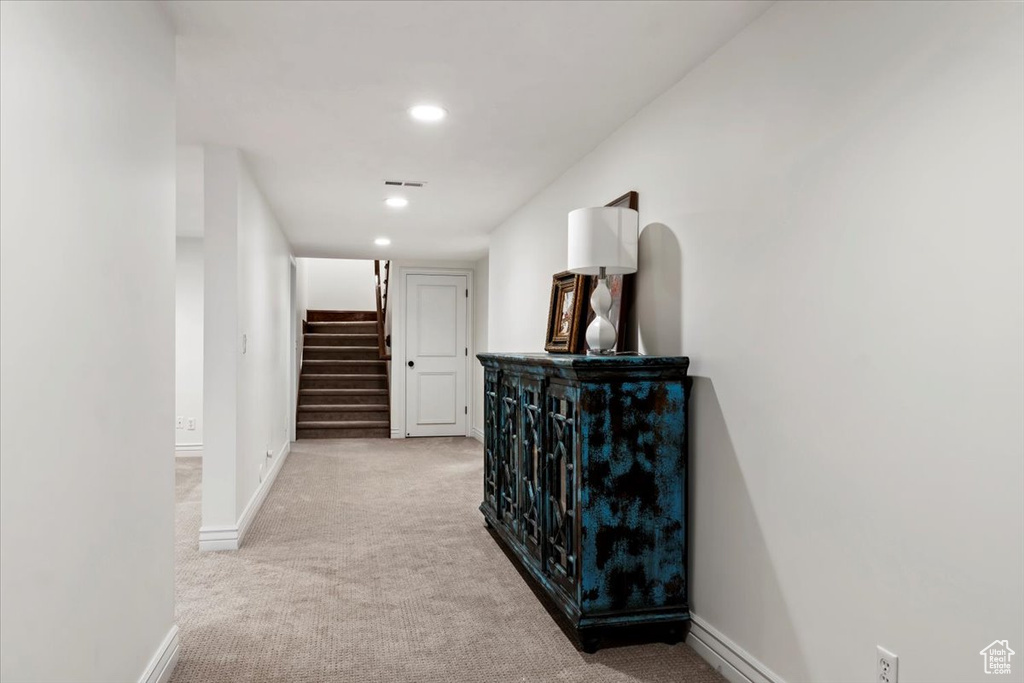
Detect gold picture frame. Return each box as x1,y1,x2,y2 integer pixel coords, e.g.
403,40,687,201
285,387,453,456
544,270,587,353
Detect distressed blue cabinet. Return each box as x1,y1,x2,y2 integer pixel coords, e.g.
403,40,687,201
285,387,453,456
477,353,690,652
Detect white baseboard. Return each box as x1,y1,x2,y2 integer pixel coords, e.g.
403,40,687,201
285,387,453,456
390,427,404,439
138,624,179,683
470,427,484,443
175,443,202,457
237,441,290,542
197,525,239,552
687,614,785,683
198,441,291,552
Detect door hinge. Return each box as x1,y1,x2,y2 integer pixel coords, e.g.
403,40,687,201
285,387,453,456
465,406,468,415
465,347,468,356
466,288,469,298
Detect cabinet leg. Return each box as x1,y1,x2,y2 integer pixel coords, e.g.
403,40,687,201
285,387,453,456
484,518,493,529
580,633,601,654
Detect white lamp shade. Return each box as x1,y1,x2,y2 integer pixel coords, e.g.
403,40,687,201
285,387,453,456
567,206,639,275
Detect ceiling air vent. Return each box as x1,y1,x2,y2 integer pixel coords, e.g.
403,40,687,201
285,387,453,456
384,180,427,187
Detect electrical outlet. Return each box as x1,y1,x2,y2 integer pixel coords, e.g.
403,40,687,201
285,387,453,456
176,416,184,429
877,646,898,683
187,418,196,430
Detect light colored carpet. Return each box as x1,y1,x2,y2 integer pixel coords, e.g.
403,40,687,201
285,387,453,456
171,438,724,683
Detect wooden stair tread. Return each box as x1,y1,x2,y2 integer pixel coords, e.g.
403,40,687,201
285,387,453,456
308,321,376,327
298,405,386,412
297,420,390,428
301,373,385,379
304,335,377,343
300,388,387,395
307,310,376,318
304,333,377,338
302,359,385,365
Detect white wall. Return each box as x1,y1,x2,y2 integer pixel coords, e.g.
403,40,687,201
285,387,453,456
236,155,294,517
296,256,309,319
201,146,295,546
298,257,376,312
472,255,489,441
486,3,1024,682
202,147,240,531
294,257,306,437
176,237,204,450
176,145,204,238
0,2,177,681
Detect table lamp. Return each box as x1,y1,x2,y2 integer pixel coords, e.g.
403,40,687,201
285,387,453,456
567,206,638,355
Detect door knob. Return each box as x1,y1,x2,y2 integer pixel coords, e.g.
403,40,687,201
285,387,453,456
408,360,415,368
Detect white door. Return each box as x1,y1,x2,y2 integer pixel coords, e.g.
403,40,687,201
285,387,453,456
405,273,468,437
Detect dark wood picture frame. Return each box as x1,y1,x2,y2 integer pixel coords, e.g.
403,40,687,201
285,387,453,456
544,270,587,353
579,190,639,354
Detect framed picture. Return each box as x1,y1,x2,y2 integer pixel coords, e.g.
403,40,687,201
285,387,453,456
580,190,639,354
544,271,587,353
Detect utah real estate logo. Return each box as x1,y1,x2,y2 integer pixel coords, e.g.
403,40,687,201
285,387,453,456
980,640,1014,675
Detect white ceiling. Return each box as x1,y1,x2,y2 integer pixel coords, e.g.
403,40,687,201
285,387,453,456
168,0,772,259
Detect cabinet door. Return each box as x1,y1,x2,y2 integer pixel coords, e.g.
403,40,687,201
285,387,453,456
544,381,579,600
518,378,544,564
482,368,499,516
497,374,520,535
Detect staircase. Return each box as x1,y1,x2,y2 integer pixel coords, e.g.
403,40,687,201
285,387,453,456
297,310,390,439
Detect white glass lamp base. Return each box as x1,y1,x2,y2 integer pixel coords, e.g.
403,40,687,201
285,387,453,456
585,274,617,355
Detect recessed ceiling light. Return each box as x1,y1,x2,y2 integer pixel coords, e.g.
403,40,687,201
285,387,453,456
385,196,408,208
409,104,447,123
375,237,391,246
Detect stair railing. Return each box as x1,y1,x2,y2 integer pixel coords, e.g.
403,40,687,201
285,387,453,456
374,260,391,361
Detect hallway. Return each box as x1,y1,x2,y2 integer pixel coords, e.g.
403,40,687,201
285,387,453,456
171,439,723,682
